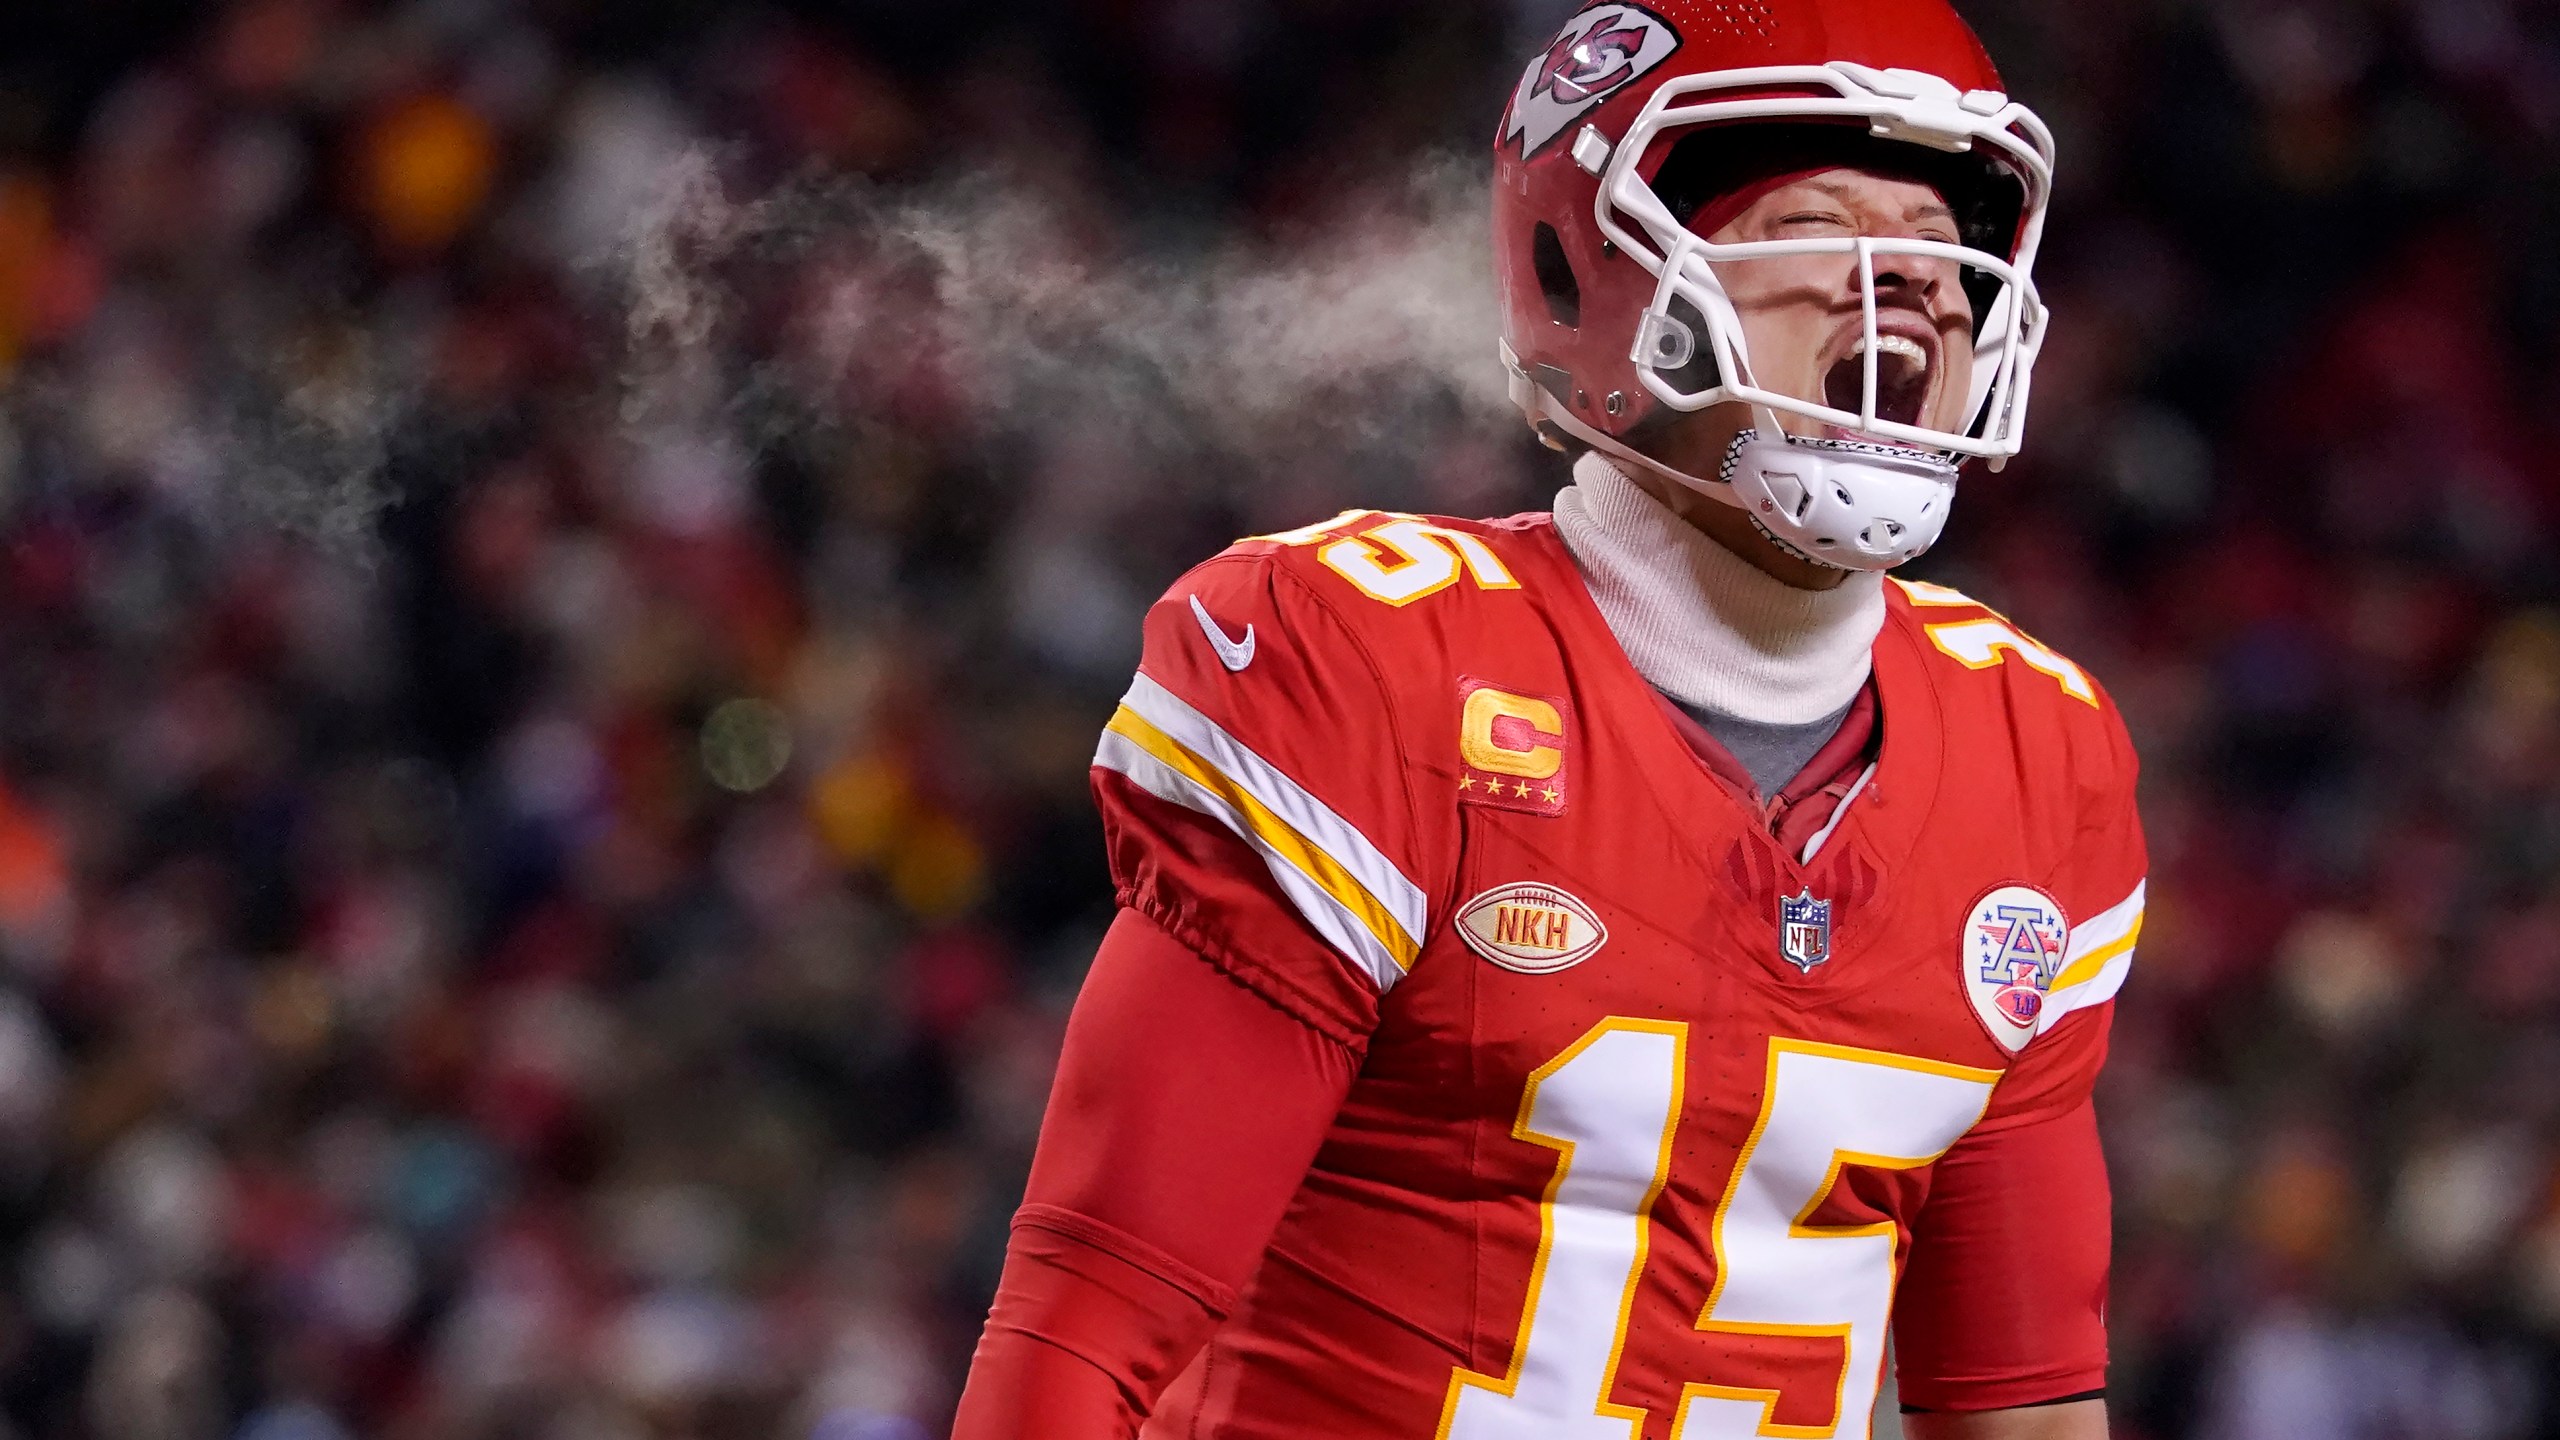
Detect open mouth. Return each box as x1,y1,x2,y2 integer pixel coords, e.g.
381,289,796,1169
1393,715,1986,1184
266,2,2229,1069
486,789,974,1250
1822,333,1933,430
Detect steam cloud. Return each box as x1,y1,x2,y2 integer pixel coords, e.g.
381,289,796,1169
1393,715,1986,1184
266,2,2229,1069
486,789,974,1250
0,142,1513,552
608,147,1511,460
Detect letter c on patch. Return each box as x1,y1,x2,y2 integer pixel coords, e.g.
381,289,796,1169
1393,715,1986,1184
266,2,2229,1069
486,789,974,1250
1462,687,1565,779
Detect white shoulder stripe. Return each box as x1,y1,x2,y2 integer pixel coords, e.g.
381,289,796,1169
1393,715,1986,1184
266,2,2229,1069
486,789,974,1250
1094,731,1411,991
2038,877,2145,1035
2065,879,2145,964
1093,672,1428,991
2038,948,2133,1034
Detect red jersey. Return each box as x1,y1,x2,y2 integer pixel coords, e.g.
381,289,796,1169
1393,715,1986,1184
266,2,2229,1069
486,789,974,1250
1088,508,2145,1439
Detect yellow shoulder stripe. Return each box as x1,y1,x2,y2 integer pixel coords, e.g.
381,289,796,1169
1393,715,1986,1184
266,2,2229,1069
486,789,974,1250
1103,705,1422,974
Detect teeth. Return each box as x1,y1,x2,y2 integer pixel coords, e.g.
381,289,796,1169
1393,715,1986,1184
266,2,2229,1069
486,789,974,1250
1852,335,1929,369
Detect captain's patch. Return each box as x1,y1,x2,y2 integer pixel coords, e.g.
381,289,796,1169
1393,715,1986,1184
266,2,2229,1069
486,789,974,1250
1458,678,1571,817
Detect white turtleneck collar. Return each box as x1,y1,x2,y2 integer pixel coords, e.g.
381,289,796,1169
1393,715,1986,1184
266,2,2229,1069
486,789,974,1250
1552,452,1886,726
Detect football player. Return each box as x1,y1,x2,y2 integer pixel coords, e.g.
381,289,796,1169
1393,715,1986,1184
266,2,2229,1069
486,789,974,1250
953,2,2139,1438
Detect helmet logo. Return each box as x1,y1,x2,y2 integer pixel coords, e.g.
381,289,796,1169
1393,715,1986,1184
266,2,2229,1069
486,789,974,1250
1538,19,1653,101
1504,5,1680,158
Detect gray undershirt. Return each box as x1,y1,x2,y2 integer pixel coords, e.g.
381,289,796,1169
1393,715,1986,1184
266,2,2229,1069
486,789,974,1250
1670,694,1856,799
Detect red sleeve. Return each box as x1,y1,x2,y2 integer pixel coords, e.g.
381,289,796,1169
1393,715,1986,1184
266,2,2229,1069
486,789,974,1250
1092,549,1451,1045
1894,698,2138,1413
951,909,1358,1440
1892,1098,2111,1413
1979,694,2145,1130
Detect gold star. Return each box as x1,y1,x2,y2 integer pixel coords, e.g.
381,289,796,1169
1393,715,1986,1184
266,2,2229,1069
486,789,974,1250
1457,775,1475,792
1542,787,1561,804
1513,781,1532,797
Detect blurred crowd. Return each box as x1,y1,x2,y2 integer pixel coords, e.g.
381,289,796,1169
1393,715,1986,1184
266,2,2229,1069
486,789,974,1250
0,0,2557,1436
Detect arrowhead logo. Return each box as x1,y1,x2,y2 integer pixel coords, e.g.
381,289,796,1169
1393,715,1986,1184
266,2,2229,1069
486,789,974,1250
1502,5,1681,158
1189,594,1256,672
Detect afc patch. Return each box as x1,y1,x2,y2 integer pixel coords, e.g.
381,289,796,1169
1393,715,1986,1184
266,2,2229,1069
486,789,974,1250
1457,883,1608,974
1962,884,2071,1054
1457,677,1570,817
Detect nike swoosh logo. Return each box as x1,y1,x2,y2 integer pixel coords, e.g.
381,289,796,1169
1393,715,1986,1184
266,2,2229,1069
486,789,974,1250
1189,594,1256,672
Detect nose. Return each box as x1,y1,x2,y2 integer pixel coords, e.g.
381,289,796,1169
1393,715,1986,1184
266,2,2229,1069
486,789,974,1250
1857,248,1951,307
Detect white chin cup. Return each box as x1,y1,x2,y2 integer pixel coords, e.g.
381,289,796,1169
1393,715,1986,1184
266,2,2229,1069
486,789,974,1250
1719,428,1957,571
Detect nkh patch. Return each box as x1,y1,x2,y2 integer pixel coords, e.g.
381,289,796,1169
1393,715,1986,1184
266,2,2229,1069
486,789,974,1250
1457,677,1571,817
1503,4,1682,158
1457,883,1608,974
1963,884,2071,1053
1778,888,1831,972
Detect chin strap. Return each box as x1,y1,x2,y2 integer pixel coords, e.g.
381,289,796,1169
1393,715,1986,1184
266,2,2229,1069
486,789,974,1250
1505,340,1740,500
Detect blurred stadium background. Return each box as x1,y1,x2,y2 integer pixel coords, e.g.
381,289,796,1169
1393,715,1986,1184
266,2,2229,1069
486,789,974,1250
0,0,2551,1436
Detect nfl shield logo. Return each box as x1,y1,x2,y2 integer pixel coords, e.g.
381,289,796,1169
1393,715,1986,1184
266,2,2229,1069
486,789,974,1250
1778,889,1832,973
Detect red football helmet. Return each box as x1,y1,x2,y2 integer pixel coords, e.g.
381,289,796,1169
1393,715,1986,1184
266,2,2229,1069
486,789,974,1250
1492,0,2056,569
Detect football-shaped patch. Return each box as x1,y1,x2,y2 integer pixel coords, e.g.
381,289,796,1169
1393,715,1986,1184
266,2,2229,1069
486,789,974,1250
1962,884,2070,1054
1458,883,1608,974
